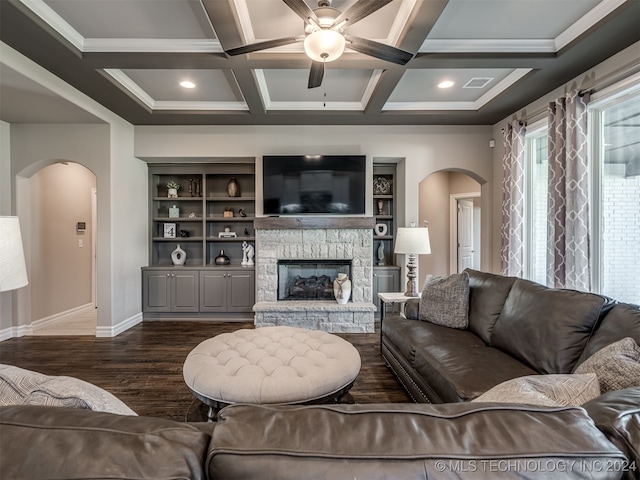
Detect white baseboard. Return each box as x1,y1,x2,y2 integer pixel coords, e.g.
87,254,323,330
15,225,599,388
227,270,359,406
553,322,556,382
96,312,142,338
1,305,141,341
1,304,95,341
0,324,32,342
31,303,95,331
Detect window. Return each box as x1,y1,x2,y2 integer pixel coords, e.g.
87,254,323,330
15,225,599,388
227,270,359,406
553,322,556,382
524,124,548,285
521,79,639,302
590,82,640,304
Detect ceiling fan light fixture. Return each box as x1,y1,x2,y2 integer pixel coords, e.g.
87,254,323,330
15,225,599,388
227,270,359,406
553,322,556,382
304,29,345,62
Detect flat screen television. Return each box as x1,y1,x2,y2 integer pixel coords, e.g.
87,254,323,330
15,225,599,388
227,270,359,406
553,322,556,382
262,155,366,215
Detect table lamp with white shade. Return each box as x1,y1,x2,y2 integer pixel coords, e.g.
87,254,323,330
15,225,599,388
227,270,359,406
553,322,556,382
0,216,29,292
394,223,431,297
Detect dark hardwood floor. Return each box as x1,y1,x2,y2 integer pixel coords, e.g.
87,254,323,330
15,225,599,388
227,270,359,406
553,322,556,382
0,321,411,422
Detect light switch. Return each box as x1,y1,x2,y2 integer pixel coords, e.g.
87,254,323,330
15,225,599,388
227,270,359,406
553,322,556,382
78,239,83,248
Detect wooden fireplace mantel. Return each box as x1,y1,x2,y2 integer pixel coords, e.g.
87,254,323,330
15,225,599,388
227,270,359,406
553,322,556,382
254,216,376,230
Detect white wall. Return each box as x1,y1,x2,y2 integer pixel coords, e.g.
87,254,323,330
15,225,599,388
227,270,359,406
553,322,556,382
0,121,15,334
107,121,148,334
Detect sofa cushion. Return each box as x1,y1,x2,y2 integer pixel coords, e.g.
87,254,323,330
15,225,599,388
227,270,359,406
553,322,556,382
576,303,640,367
575,337,640,393
465,268,517,344
208,403,626,480
0,405,212,480
472,373,600,406
383,319,537,403
0,364,136,416
419,272,469,329
583,387,640,478
492,279,610,374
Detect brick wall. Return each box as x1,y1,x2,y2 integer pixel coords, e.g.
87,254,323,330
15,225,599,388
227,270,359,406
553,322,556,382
601,164,640,304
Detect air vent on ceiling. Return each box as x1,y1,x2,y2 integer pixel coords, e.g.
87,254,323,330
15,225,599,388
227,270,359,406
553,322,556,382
463,78,494,89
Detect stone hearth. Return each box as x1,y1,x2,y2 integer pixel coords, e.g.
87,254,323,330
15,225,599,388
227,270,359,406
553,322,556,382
253,217,376,333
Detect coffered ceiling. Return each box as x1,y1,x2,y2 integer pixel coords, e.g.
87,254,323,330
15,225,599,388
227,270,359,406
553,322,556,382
1,0,639,125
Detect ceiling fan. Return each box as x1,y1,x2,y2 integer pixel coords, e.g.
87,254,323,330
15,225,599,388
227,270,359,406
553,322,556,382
224,0,414,88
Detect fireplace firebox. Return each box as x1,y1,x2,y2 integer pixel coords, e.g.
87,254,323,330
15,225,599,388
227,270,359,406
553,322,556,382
277,260,351,301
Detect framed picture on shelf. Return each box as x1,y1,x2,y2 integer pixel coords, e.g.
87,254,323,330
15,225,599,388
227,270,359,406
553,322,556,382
163,223,176,238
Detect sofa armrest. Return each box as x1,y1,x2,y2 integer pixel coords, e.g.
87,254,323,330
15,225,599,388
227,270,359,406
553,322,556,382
0,405,211,480
583,387,640,478
403,297,421,319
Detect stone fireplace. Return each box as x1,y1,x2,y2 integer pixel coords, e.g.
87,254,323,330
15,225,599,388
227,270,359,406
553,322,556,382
253,217,376,332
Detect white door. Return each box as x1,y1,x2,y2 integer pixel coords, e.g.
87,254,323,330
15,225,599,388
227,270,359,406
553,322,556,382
457,199,474,271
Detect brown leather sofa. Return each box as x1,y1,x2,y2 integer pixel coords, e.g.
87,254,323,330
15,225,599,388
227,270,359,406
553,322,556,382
1,387,639,480
381,268,639,404
2,270,638,479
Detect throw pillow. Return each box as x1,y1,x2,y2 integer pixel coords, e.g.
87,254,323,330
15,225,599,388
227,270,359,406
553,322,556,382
419,272,469,329
0,364,136,416
574,337,640,393
472,373,600,406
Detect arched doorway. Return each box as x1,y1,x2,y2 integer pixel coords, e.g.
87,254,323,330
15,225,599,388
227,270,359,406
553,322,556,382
418,170,482,284
24,162,97,335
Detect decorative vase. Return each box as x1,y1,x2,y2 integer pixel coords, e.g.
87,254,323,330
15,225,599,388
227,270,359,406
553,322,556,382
171,244,186,266
377,242,385,265
168,188,178,198
333,273,351,304
377,199,384,215
374,223,388,236
215,249,230,265
227,177,240,197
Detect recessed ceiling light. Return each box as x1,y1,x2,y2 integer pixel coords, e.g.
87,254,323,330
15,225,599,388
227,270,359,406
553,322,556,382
438,80,455,89
180,81,196,89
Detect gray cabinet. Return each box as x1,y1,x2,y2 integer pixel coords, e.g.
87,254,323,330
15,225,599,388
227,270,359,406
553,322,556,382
200,269,255,313
142,269,199,313
372,266,400,319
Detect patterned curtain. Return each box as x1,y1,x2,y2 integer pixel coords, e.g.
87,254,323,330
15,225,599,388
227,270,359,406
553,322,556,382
547,90,591,290
501,120,526,276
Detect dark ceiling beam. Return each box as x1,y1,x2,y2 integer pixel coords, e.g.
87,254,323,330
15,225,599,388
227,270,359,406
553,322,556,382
363,0,450,115
201,0,245,52
364,69,405,114
82,52,230,70
399,0,449,54
230,66,267,118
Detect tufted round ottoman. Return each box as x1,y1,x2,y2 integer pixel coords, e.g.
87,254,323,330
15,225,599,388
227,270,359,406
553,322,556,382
183,326,361,420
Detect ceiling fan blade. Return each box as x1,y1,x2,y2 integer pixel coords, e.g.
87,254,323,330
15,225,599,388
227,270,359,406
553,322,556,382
344,35,413,65
282,0,319,25
225,37,300,56
333,0,394,27
308,61,324,89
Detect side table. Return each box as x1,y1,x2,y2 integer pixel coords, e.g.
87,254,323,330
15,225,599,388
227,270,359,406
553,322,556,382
377,292,420,352
377,292,420,322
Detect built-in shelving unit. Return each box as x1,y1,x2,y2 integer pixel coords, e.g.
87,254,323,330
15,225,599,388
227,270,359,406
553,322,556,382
372,164,401,317
142,162,256,319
